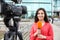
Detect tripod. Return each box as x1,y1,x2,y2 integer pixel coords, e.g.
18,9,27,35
4,15,23,40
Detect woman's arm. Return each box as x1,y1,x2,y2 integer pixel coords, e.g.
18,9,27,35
46,24,53,40
39,24,53,40
30,25,37,40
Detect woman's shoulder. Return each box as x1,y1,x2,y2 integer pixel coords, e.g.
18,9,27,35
31,22,37,27
45,22,52,28
45,22,51,25
32,22,36,26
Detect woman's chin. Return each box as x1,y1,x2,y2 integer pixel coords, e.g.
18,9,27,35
39,19,43,21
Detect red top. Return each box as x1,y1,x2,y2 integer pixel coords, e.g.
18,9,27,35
30,22,53,40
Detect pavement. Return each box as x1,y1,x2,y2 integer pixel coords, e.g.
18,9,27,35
52,24,60,40
53,20,60,26
52,20,60,40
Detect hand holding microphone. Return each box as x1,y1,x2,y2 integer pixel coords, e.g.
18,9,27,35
34,21,42,37
37,21,42,38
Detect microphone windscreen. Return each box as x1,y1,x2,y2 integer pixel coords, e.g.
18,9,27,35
37,21,42,29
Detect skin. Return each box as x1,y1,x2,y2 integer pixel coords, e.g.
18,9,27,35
34,10,46,39
37,10,45,21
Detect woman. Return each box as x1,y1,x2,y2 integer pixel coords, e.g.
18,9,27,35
30,8,53,40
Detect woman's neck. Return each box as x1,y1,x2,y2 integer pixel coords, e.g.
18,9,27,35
39,20,45,23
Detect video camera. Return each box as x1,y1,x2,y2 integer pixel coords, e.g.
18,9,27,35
0,0,27,16
0,0,27,40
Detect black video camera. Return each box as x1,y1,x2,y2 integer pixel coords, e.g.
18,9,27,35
0,0,27,16
0,0,27,40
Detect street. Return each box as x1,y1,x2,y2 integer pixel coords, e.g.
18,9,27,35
52,21,60,40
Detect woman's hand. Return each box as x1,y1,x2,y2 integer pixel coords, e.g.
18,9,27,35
34,29,41,37
34,30,38,36
38,34,46,39
34,29,46,39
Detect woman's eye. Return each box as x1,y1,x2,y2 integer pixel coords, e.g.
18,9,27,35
41,13,44,15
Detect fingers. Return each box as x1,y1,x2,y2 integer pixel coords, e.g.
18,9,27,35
38,34,46,39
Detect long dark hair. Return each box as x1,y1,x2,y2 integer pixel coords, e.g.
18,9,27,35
34,8,49,23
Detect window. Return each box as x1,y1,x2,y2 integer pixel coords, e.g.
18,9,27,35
22,0,51,3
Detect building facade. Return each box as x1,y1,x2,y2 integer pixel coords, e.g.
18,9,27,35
22,0,52,18
53,0,60,18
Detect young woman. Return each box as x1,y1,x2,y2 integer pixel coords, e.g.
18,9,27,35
30,8,53,40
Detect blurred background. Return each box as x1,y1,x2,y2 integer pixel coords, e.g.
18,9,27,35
0,0,60,40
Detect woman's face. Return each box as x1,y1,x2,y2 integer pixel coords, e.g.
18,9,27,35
37,10,45,21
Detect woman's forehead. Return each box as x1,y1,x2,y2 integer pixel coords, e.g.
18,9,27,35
38,10,44,13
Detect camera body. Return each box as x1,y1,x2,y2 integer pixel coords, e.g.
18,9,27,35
0,0,27,16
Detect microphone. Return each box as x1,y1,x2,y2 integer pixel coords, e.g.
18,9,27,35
37,21,42,37
37,21,42,29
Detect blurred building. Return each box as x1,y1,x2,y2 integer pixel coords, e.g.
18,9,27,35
53,0,60,18
22,0,52,18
